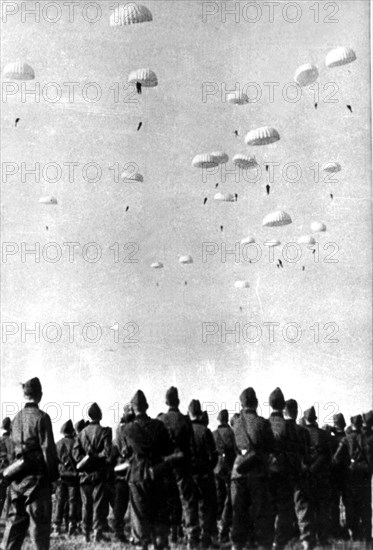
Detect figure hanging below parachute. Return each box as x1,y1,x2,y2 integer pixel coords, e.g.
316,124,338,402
220,225,223,232
314,103,318,110
126,206,129,212
203,197,207,205
346,104,353,113
266,184,270,196
234,130,239,137
137,122,142,131
136,82,142,94
15,118,20,127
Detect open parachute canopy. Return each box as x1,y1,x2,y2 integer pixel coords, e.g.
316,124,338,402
311,221,327,232
298,235,316,245
241,236,256,245
232,154,258,169
211,152,229,164
121,170,144,182
264,240,281,248
192,154,218,168
110,3,153,26
39,196,57,205
179,255,193,264
3,61,35,80
128,68,158,87
294,64,319,87
323,162,341,173
262,210,292,227
214,192,235,202
325,47,356,68
235,281,250,289
227,91,249,105
245,127,280,146
151,262,164,269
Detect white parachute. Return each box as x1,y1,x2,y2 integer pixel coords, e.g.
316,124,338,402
325,47,356,68
214,193,235,202
264,240,281,247
110,3,152,26
262,210,292,227
211,151,229,164
192,154,218,168
311,222,327,232
323,162,341,173
39,196,57,205
227,91,249,105
235,281,250,289
232,154,258,169
245,127,280,146
128,68,158,87
121,171,143,182
294,64,319,87
3,61,35,80
298,235,316,245
179,255,193,264
241,236,256,245
151,262,164,269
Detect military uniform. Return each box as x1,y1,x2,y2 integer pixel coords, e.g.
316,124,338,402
329,413,350,539
117,390,173,550
107,440,130,541
345,415,371,542
53,420,80,535
72,403,112,542
3,378,58,550
158,387,198,546
267,389,297,550
231,388,275,550
213,410,236,541
188,400,218,548
0,418,13,518
303,406,332,545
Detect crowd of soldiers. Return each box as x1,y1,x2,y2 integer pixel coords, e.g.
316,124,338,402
0,377,372,550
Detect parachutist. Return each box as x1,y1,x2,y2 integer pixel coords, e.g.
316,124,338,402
46,226,48,231
330,193,334,200
137,122,142,131
266,184,270,196
347,104,352,113
215,183,219,188
126,206,129,212
278,259,283,268
15,118,20,127
302,266,305,271
203,197,207,205
235,193,238,201
184,281,187,286
220,225,223,232
265,165,269,172
312,249,316,255
234,130,238,137
314,103,318,110
136,82,142,94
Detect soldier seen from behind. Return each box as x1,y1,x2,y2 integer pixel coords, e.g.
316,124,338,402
2,377,59,550
329,413,350,540
0,417,13,518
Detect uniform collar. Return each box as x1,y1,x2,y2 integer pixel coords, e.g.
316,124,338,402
168,406,179,412
24,402,39,408
270,411,284,418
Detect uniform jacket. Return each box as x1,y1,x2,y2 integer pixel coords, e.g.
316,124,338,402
9,403,58,482
117,413,173,482
0,431,13,472
232,409,275,479
213,424,236,475
345,430,371,476
56,434,78,478
72,421,112,481
158,407,195,464
304,423,332,476
190,419,218,475
269,412,300,477
286,419,311,471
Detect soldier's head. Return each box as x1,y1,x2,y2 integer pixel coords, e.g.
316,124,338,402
269,387,285,412
88,402,102,422
22,377,42,404
188,399,202,420
201,410,209,426
285,399,298,420
131,390,149,415
362,410,373,432
75,419,86,434
350,414,363,432
230,412,240,427
303,406,317,426
60,419,75,436
122,404,135,424
239,387,258,411
1,417,11,433
165,386,179,408
333,413,346,432
218,409,229,425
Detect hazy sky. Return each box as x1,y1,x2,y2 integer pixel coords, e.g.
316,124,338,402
1,0,371,435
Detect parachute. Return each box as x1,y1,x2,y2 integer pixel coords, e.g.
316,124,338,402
121,171,143,182
151,262,163,269
214,192,235,202
241,236,256,245
232,154,258,169
3,61,35,80
294,64,319,87
128,68,158,87
264,240,280,248
227,91,249,105
211,152,229,164
262,210,292,227
323,162,341,173
311,222,326,232
298,235,316,245
179,255,193,264
39,196,57,205
192,154,218,168
245,127,280,146
110,3,152,26
325,47,356,68
235,281,250,289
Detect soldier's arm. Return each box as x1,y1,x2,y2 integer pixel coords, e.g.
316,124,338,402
72,432,85,463
39,414,59,482
263,419,276,453
206,428,219,469
97,427,112,459
158,421,174,458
